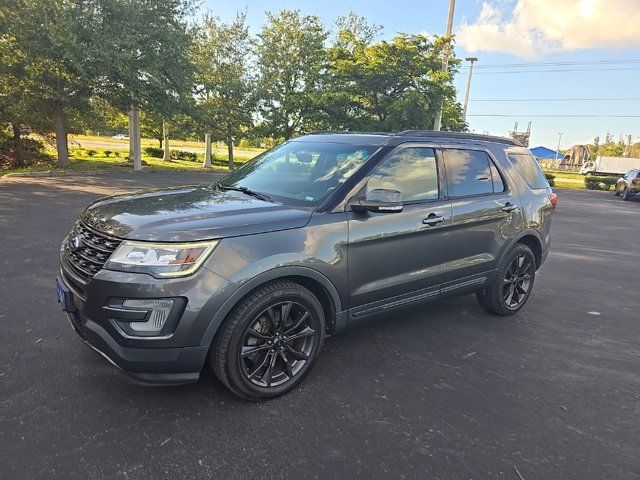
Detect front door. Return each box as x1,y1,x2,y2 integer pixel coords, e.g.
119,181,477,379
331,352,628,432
346,145,452,317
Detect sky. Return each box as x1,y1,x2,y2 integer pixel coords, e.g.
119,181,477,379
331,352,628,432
203,0,640,149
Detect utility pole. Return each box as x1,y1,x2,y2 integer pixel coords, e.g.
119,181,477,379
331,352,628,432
462,57,478,122
433,0,456,131
555,132,564,162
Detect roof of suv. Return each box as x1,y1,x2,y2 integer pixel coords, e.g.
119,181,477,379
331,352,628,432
295,130,522,147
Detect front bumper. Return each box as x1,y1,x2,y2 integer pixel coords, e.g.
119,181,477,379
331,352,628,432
58,250,234,385
64,307,209,384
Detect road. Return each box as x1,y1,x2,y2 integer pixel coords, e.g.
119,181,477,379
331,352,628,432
1,173,639,479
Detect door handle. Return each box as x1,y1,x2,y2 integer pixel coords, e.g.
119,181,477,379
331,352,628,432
422,213,445,226
501,202,518,213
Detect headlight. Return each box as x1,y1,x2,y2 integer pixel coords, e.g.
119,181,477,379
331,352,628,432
104,240,218,278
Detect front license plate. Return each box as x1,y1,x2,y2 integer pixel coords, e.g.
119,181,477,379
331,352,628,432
56,278,72,312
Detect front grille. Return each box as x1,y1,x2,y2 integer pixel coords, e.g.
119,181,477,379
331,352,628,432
64,221,122,282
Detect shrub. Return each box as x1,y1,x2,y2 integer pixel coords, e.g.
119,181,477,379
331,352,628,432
585,175,617,191
144,146,164,158
86,149,97,157
0,133,52,168
171,149,198,162
104,150,112,157
544,172,555,187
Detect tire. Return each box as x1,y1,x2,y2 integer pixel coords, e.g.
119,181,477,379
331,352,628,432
476,244,536,316
613,185,621,196
210,280,326,401
622,187,631,201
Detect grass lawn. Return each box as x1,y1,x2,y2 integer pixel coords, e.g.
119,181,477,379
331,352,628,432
543,170,588,190
1,146,260,177
69,134,265,157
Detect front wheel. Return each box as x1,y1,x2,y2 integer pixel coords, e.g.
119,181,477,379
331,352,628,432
476,244,536,316
210,280,325,401
622,187,631,201
613,185,621,196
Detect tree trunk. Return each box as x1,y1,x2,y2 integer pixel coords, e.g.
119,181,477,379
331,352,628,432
53,102,69,167
203,133,212,168
227,132,234,171
129,106,142,171
10,123,26,168
128,109,134,160
163,120,171,162
158,136,163,149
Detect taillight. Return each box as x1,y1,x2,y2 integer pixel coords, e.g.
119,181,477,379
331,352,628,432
549,192,558,208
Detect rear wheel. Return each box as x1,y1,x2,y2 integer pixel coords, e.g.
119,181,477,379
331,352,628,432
476,244,536,316
210,280,325,401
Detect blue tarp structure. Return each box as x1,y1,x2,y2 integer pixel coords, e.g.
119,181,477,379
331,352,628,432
530,146,561,159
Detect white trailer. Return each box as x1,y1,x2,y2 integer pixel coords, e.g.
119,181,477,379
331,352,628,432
580,156,640,175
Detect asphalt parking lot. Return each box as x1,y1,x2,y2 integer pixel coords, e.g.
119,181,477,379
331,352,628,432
1,172,639,479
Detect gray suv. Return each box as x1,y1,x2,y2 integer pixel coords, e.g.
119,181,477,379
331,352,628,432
56,131,556,400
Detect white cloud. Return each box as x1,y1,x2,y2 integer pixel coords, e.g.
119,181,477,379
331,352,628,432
457,0,640,58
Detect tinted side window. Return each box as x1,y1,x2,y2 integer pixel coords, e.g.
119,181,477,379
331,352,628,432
444,149,495,196
366,147,438,202
508,152,549,189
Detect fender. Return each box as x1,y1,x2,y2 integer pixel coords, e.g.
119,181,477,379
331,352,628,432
199,265,344,346
499,229,544,266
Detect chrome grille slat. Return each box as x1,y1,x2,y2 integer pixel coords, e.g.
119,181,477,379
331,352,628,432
63,221,122,282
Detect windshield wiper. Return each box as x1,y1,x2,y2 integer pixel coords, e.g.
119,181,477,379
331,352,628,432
218,185,272,202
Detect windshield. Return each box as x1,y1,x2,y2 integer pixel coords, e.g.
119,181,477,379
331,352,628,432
216,141,379,207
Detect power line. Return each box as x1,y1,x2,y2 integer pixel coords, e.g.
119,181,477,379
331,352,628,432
461,59,640,69
468,114,640,118
470,98,640,102
469,67,640,74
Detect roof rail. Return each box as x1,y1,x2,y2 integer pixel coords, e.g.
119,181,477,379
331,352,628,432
397,130,521,146
305,130,391,136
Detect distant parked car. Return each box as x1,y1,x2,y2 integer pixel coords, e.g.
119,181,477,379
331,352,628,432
614,169,640,201
112,134,129,140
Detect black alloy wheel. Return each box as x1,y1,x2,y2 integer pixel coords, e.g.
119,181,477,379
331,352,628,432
240,301,315,388
210,280,325,401
476,243,536,316
502,254,534,309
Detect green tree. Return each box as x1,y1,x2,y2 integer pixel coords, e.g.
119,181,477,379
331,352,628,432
323,16,466,132
1,0,102,166
94,0,195,170
255,10,328,140
139,113,164,149
192,12,255,169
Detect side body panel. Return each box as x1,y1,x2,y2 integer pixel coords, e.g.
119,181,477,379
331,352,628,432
441,144,526,288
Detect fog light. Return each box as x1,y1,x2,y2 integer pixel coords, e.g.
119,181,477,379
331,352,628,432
122,299,174,334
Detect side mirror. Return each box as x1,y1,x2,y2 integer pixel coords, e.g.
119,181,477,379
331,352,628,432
351,188,403,213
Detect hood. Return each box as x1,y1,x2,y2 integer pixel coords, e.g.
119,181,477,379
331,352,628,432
81,186,312,241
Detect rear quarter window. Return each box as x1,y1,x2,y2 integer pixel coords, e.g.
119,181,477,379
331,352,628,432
507,152,549,189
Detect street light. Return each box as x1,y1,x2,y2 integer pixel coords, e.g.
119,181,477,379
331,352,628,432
462,57,478,122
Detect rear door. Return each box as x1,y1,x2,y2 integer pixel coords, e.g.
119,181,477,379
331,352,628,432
346,144,452,316
441,147,524,291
